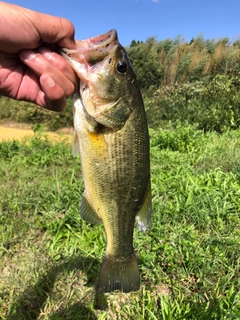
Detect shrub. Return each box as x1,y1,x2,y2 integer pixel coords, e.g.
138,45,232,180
146,75,240,132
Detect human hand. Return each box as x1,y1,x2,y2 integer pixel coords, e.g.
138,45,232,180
0,2,78,111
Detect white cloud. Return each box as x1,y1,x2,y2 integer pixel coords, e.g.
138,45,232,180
152,0,159,2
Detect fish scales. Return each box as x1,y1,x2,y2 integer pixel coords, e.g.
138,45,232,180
80,105,149,257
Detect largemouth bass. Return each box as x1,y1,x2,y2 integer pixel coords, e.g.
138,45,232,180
61,30,151,293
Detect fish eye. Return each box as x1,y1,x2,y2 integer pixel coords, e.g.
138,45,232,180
116,61,127,74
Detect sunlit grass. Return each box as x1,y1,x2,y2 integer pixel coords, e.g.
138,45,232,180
0,128,240,319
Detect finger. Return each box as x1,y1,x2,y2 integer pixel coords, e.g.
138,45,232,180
38,47,78,90
34,14,75,48
11,66,66,111
19,49,76,97
0,52,40,100
0,50,68,110
37,73,66,111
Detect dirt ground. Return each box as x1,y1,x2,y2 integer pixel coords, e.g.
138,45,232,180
0,122,72,143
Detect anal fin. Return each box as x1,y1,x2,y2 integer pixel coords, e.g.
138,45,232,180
79,193,102,225
135,183,152,232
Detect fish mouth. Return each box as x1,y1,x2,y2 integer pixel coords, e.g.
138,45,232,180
84,29,118,53
61,29,118,66
61,30,124,129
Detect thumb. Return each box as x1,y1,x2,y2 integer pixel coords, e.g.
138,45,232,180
33,13,76,49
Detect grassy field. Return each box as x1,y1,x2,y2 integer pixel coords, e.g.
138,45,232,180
0,125,240,319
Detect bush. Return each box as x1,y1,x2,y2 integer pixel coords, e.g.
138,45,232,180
146,75,240,132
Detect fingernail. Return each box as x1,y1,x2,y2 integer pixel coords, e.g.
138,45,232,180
44,74,55,88
20,50,37,61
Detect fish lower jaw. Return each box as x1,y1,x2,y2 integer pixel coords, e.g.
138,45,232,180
61,51,89,82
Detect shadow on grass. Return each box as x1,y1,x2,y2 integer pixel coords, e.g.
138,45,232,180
6,255,100,320
48,302,97,320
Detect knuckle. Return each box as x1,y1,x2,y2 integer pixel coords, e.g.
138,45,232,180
63,18,75,35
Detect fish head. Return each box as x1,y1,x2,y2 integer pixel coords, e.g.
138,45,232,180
61,30,139,130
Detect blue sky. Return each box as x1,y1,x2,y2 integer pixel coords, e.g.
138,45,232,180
5,0,240,46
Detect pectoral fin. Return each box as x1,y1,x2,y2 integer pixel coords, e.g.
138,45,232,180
135,183,152,232
79,192,102,225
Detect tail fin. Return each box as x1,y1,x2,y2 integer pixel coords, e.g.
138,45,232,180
96,253,140,293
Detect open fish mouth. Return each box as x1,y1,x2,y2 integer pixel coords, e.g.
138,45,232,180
82,29,118,51
61,29,119,65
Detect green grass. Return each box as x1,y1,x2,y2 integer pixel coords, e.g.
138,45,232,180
0,127,240,319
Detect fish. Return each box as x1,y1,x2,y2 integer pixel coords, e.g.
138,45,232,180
61,29,151,293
